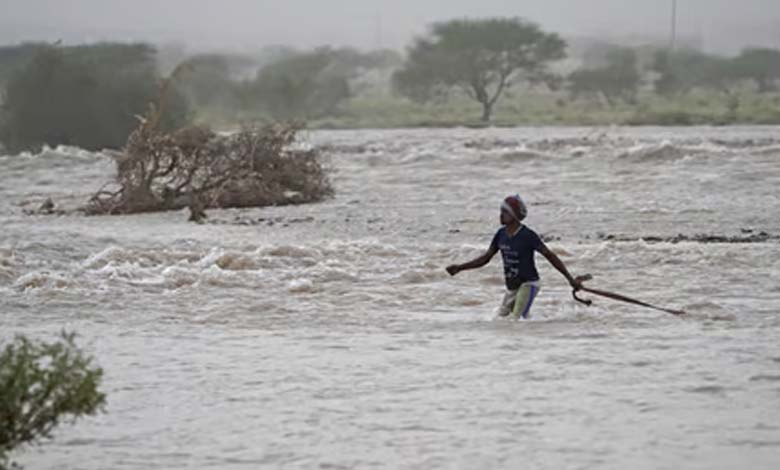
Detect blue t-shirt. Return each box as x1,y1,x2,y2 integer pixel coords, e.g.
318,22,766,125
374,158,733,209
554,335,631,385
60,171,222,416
490,225,545,290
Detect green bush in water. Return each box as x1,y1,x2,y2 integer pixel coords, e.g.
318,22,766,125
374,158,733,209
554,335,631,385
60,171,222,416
0,332,106,469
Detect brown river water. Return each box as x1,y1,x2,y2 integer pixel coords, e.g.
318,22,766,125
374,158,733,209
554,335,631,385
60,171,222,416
2,126,780,469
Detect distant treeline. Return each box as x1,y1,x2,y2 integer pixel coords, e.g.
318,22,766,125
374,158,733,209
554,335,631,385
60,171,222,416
0,42,402,152
0,43,189,153
2,19,780,152
568,43,780,106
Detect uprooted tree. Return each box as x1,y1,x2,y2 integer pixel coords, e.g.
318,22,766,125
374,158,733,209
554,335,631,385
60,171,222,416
85,65,333,219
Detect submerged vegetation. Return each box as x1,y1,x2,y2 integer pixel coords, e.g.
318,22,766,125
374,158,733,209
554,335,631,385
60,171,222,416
0,333,106,470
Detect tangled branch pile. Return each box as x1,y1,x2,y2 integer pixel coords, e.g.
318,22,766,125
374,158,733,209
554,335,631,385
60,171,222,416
86,123,331,218
85,67,332,218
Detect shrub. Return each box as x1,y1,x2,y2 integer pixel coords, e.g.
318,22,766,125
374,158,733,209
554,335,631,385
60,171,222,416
0,332,106,469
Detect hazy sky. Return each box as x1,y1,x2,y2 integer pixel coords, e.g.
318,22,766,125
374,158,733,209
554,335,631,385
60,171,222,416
2,0,779,53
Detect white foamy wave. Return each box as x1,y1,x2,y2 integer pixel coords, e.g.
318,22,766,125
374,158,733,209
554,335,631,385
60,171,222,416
287,278,315,293
396,268,445,285
484,149,551,164
14,271,72,291
398,151,442,165
0,265,15,283
71,242,381,291
310,266,359,283
617,142,698,162
160,265,200,288
0,145,106,167
197,248,266,271
81,245,193,271
260,244,322,261
327,239,405,259
199,265,255,288
212,252,261,271
81,246,136,270
0,248,19,283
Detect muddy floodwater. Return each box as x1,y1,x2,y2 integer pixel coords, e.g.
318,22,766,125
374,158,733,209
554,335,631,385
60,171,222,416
2,126,780,469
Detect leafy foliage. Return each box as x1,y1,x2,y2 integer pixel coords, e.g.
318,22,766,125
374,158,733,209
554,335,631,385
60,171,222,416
0,333,106,469
248,47,355,120
392,18,566,122
568,47,641,106
175,53,249,112
730,48,780,92
652,49,737,96
0,43,47,86
0,43,189,153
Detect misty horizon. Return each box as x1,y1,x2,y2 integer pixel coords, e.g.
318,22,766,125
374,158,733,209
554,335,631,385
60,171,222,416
1,0,780,55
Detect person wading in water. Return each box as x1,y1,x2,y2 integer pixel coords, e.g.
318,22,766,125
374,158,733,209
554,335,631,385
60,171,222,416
446,195,582,319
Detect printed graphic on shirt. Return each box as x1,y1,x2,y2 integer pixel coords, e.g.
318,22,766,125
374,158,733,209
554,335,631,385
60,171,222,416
490,225,545,290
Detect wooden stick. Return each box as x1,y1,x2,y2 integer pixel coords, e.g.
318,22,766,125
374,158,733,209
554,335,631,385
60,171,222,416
571,274,685,316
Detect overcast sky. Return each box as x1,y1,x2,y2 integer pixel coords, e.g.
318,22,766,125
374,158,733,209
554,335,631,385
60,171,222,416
2,0,779,53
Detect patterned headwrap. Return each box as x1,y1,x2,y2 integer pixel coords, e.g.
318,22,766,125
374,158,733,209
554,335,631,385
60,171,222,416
501,194,527,222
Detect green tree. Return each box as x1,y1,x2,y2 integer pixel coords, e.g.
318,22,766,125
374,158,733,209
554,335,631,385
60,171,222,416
569,47,641,106
178,54,240,111
0,47,96,152
249,47,351,120
652,49,735,96
731,48,780,93
0,333,106,469
393,18,566,122
651,49,742,121
0,43,47,87
0,43,189,153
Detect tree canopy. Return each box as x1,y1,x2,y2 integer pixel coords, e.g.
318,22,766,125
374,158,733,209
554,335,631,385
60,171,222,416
248,47,355,120
730,48,780,93
652,49,737,96
568,47,641,106
0,43,47,86
392,18,566,122
0,43,189,153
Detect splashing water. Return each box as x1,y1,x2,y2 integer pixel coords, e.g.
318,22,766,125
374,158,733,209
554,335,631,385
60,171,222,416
2,127,780,469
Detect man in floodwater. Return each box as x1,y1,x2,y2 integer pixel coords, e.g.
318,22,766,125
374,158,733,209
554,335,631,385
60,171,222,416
446,195,582,319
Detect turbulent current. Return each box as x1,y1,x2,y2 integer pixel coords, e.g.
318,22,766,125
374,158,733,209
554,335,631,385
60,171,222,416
2,126,780,469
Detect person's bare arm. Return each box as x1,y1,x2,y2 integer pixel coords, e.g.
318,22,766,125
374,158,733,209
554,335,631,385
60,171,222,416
539,245,581,290
446,244,498,276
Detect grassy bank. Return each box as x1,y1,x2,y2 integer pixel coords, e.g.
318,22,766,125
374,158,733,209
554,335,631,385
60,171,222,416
203,90,780,130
